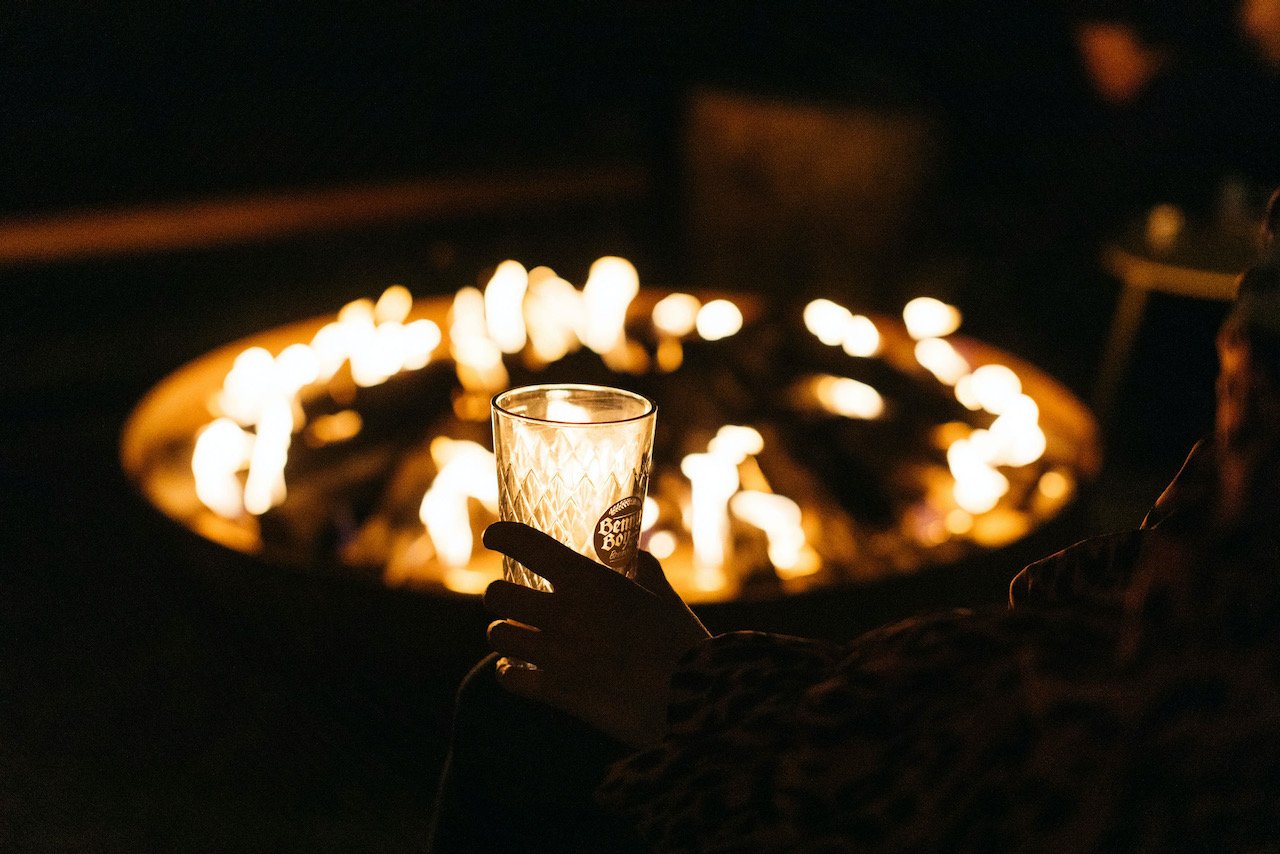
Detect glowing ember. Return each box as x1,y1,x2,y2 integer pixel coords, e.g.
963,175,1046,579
1038,470,1071,501
695,299,743,341
902,296,961,339
401,319,443,371
985,395,1047,467
243,397,293,516
524,268,582,364
647,530,677,560
803,299,854,346
418,438,499,567
192,418,252,519
450,287,509,393
968,364,1022,415
842,314,881,358
652,293,701,337
812,375,885,420
708,424,765,461
307,410,363,446
374,284,413,324
947,437,1010,515
484,260,530,354
914,338,969,386
275,343,319,390
680,451,738,590
218,347,276,427
803,299,880,357
953,374,982,411
730,491,818,578
124,257,1098,606
580,256,639,355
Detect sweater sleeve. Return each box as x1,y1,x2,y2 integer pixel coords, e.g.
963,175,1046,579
596,612,1005,852
595,630,845,850
1007,529,1149,611
1008,440,1212,613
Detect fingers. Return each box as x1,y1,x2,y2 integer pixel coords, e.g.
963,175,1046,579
483,521,618,590
494,656,545,701
492,657,577,717
484,580,556,628
487,619,548,667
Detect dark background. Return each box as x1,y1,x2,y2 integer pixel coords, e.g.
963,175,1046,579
4,3,1278,849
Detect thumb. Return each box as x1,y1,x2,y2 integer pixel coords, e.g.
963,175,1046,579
633,550,680,601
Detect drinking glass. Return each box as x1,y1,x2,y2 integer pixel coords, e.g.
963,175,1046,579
491,384,656,590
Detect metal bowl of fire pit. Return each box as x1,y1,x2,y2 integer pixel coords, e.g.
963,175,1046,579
121,257,1100,606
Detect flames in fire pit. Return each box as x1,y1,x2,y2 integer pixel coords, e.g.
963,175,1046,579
121,257,1101,603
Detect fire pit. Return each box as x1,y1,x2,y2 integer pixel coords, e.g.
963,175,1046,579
121,257,1100,604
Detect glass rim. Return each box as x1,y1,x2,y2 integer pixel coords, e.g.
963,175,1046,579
491,383,657,427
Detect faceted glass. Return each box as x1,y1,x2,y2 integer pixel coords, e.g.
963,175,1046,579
492,384,656,590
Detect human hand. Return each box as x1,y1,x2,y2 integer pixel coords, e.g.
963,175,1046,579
482,521,711,748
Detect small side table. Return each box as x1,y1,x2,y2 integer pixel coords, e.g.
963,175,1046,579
1093,218,1255,420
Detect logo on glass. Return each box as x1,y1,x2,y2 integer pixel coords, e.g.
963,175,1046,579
593,495,643,570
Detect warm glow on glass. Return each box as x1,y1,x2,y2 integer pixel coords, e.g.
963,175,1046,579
695,299,743,341
484,260,530,354
492,384,656,589
902,297,961,340
652,293,702,337
813,375,884,420
914,338,970,386
545,397,593,423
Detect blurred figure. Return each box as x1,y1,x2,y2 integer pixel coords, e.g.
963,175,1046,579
1067,0,1280,219
1241,0,1280,67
